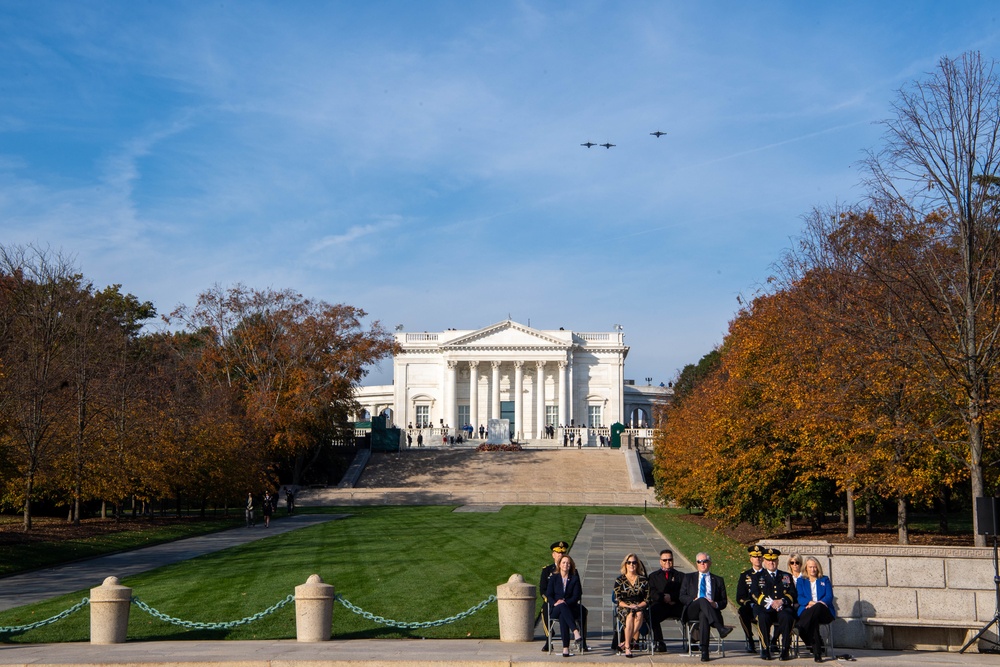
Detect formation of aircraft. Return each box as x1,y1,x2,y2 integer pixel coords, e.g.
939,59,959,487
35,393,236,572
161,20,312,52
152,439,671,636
580,132,667,147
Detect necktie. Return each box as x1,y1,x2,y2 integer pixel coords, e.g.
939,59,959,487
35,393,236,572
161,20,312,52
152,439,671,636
699,573,706,598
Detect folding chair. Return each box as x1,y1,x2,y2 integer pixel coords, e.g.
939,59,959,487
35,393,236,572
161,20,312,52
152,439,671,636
684,614,726,658
793,622,834,658
610,590,653,656
547,601,585,655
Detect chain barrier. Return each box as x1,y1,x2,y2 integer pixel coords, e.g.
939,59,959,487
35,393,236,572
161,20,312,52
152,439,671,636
0,597,90,635
335,593,496,629
0,592,497,635
131,594,295,630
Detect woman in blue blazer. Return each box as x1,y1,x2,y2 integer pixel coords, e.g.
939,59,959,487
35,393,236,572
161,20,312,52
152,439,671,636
546,555,583,657
795,557,836,662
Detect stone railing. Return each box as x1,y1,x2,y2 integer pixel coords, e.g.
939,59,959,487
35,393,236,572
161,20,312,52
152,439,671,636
404,333,438,342
759,539,996,651
48,574,533,644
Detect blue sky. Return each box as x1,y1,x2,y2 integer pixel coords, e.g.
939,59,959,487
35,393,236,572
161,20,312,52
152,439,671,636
3,2,1000,386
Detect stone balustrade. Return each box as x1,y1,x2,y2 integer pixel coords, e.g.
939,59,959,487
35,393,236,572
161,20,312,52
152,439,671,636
759,539,996,651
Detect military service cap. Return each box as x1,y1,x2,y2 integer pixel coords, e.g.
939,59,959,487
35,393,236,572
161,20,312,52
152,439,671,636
762,547,781,560
550,541,570,553
747,545,763,557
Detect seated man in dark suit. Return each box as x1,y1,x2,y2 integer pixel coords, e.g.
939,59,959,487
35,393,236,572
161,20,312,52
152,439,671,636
648,548,684,653
751,547,797,661
679,552,732,662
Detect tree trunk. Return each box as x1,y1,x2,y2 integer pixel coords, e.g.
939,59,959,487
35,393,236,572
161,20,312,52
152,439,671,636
846,487,856,539
938,487,949,534
23,475,34,531
865,501,873,530
785,515,793,532
897,497,909,545
969,415,987,547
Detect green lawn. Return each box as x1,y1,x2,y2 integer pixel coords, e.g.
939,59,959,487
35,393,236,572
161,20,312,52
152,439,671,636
0,505,745,643
644,510,749,591
0,516,247,578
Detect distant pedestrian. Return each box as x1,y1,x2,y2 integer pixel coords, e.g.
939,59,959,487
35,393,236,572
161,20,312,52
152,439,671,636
417,433,423,446
262,491,273,527
245,492,255,527
285,487,295,515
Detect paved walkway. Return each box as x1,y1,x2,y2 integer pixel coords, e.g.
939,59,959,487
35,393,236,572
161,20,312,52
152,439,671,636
0,637,995,666
0,513,343,611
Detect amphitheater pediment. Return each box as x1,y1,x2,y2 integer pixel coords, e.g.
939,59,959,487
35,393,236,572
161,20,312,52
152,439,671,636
443,320,570,350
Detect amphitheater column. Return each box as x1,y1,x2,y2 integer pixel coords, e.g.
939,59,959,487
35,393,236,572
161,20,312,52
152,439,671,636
513,361,524,439
447,360,457,430
558,361,568,429
468,361,479,432
491,360,501,421
535,361,545,439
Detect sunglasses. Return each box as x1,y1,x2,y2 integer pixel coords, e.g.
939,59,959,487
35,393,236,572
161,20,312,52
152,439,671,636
660,558,673,562
626,561,639,565
696,559,710,564
789,560,801,565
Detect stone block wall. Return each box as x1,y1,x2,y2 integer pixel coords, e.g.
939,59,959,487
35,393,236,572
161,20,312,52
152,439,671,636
759,540,996,651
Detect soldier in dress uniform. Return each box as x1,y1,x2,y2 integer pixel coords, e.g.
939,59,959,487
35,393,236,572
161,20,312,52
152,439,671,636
736,545,765,653
751,547,797,661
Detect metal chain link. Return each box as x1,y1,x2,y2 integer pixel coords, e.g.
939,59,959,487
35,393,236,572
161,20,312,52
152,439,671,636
131,594,294,630
335,593,496,629
0,597,90,635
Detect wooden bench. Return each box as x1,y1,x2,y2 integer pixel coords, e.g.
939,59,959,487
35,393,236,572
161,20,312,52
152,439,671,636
862,617,980,651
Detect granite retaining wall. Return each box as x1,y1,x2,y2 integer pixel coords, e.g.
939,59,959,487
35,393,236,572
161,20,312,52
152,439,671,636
759,539,997,652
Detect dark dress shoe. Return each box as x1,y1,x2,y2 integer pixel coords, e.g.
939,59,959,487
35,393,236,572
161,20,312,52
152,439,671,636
718,626,733,638
701,649,710,662
654,641,668,653
541,643,549,652
760,649,772,661
780,649,792,661
746,639,757,653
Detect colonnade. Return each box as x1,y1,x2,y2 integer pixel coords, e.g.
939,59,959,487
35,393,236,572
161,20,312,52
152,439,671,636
444,359,570,439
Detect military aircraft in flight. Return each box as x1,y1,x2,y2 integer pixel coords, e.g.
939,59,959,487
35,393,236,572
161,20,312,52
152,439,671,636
581,142,596,148
600,142,615,149
650,131,667,138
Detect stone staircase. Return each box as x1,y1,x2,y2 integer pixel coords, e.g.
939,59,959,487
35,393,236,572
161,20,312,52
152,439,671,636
298,448,659,507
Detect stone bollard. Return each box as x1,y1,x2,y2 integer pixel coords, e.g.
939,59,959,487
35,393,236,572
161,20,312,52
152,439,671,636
295,574,335,642
496,573,536,642
90,576,131,644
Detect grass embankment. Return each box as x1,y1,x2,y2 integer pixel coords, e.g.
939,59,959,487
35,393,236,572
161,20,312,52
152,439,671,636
644,510,749,591
0,515,246,578
0,506,745,642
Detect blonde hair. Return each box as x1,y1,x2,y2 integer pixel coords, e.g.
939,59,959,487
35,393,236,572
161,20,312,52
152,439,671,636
788,552,804,569
620,553,646,576
803,557,825,579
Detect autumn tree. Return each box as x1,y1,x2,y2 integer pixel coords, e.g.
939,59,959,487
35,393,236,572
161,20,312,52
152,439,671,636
860,52,1000,544
167,285,397,484
0,245,79,530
